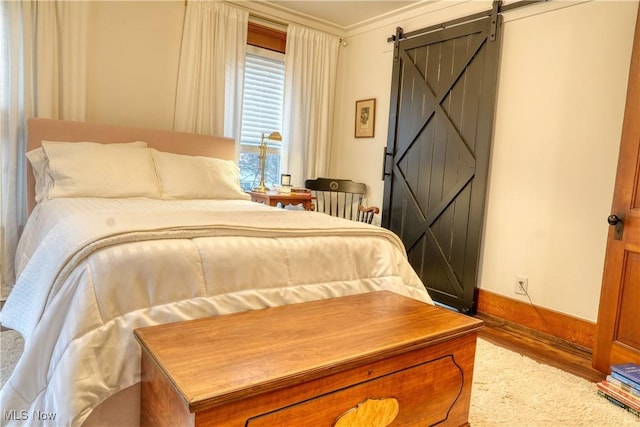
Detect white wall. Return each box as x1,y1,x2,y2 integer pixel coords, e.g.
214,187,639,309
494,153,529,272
83,0,637,322
333,0,637,321
481,1,635,321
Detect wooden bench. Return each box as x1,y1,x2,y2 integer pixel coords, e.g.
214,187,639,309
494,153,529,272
134,291,484,426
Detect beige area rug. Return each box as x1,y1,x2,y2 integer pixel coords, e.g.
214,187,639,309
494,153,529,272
1,330,639,426
1,329,24,388
470,338,639,426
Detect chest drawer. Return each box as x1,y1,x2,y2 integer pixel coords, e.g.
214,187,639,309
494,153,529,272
242,345,470,427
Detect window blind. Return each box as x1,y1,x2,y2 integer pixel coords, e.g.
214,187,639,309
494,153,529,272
240,52,285,148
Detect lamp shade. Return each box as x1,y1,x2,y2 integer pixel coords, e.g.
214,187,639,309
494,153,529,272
266,131,282,142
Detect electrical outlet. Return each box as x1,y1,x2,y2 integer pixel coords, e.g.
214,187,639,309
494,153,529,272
515,275,528,295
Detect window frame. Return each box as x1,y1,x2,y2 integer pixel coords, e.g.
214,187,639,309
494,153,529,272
237,21,287,191
247,21,286,54
238,45,286,191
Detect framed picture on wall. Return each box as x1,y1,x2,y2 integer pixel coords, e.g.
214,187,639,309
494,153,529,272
355,98,376,138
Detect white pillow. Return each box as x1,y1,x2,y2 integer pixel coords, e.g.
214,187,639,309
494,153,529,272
27,141,150,202
151,150,249,200
26,148,52,203
41,141,161,199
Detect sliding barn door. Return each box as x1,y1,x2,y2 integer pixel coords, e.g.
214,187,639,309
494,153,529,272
382,17,502,313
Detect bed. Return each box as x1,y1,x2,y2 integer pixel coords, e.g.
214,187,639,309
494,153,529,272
0,118,432,427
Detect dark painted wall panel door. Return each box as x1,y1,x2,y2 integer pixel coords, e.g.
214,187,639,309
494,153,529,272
383,17,502,313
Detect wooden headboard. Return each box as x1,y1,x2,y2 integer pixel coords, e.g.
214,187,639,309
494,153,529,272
26,118,236,214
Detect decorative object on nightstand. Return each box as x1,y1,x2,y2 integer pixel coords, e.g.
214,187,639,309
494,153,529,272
278,174,292,193
252,131,282,193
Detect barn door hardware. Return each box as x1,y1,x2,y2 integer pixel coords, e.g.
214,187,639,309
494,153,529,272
381,146,393,180
489,1,501,41
391,27,403,62
387,0,548,43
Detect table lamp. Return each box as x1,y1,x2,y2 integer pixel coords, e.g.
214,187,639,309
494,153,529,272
252,131,282,193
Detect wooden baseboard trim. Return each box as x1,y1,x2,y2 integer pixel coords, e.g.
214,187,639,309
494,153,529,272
476,289,596,350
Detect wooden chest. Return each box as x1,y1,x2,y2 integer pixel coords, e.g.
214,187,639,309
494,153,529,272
134,291,483,426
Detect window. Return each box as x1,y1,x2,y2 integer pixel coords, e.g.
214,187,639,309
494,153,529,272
238,46,285,191
239,21,287,192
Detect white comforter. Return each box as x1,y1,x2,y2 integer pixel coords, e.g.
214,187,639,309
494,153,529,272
0,198,431,426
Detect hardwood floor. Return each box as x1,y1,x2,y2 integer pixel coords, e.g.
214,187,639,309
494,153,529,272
476,313,605,383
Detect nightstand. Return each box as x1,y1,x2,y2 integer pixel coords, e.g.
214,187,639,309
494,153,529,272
249,191,315,211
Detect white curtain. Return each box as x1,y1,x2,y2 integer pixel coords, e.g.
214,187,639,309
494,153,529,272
1,2,27,300
282,25,340,186
173,0,248,142
0,1,88,299
32,1,89,120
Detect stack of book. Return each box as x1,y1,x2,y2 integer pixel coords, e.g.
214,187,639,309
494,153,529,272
271,186,311,195
596,363,640,418
290,187,311,194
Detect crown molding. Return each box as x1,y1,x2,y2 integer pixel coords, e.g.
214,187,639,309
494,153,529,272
225,0,475,38
344,0,467,35
226,1,595,43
